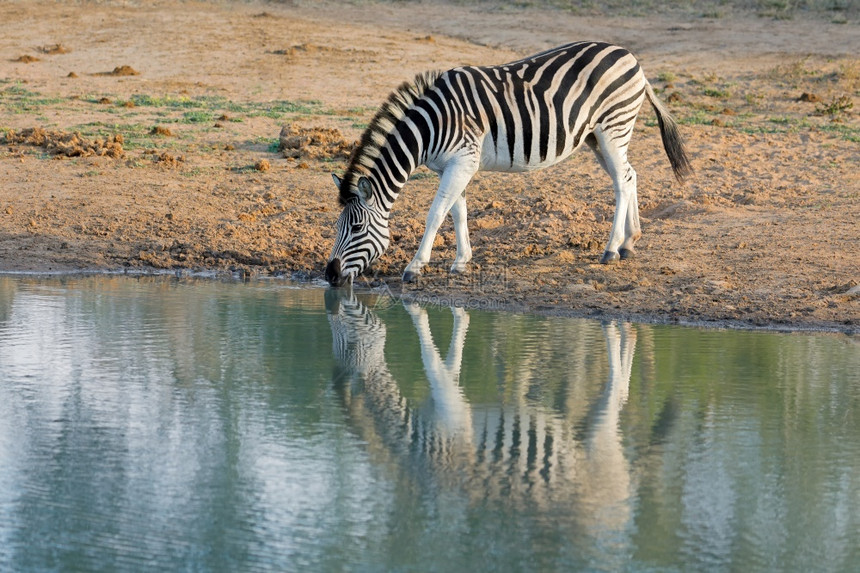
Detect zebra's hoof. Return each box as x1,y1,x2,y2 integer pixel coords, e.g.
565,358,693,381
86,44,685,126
600,251,620,265
619,247,635,260
402,271,420,283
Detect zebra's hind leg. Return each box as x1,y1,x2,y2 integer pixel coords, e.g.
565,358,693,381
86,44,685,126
449,192,472,274
619,172,641,260
591,127,639,264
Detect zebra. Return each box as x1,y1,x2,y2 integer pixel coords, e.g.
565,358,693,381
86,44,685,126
325,41,692,287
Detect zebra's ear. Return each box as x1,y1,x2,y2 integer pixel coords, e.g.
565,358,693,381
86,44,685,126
332,173,343,189
357,177,374,204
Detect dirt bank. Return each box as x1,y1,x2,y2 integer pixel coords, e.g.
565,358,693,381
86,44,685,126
0,1,857,332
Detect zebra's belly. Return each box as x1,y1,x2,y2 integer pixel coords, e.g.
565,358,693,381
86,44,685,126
478,144,578,173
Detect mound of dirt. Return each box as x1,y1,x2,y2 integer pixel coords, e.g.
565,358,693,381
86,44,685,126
5,127,124,158
278,124,354,160
13,55,40,63
150,125,173,136
149,151,184,167
97,65,140,76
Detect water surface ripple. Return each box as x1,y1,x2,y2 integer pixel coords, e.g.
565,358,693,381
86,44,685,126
0,276,858,571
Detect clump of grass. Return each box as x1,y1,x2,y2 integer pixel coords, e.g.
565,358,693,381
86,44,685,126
837,60,860,90
757,0,796,19
703,87,731,99
815,95,853,117
181,110,214,124
768,58,814,82
768,116,794,125
745,92,764,105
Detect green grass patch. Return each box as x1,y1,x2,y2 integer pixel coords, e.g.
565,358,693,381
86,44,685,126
0,84,331,125
818,122,860,142
248,100,328,118
768,116,794,125
130,94,211,109
703,87,731,99
128,93,328,120
181,110,214,124
0,84,68,113
677,110,717,126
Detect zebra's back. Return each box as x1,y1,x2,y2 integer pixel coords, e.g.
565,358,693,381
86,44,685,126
437,42,647,172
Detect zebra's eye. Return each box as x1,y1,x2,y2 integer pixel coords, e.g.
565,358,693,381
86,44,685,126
351,224,363,234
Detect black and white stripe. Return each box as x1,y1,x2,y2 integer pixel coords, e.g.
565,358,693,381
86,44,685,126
325,41,692,286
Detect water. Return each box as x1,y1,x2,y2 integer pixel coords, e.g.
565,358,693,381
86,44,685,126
0,275,858,572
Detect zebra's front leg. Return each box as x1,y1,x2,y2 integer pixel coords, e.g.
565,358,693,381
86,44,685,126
449,192,472,274
403,161,477,283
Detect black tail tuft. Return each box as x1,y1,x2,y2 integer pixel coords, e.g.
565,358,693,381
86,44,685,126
646,84,693,183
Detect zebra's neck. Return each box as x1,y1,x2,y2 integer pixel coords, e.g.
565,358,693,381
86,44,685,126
340,71,443,211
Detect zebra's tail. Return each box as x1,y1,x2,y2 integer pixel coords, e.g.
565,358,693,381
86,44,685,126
645,82,693,183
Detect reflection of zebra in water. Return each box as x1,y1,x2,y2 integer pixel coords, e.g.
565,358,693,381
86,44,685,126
325,289,410,445
325,41,692,287
325,290,637,537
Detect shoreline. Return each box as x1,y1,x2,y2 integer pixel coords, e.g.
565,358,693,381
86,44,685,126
2,267,856,335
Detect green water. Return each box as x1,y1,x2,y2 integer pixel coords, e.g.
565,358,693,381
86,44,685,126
0,275,858,572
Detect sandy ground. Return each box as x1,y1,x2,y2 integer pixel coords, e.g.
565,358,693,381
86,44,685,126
0,0,858,332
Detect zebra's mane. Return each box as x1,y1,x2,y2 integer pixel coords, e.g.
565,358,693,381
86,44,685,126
338,70,442,205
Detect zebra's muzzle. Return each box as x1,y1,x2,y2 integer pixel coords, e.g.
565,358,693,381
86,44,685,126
325,258,350,287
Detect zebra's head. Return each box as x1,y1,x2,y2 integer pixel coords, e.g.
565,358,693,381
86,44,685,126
325,173,390,287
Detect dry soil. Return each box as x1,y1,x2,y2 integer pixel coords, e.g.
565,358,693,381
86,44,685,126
0,0,858,332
